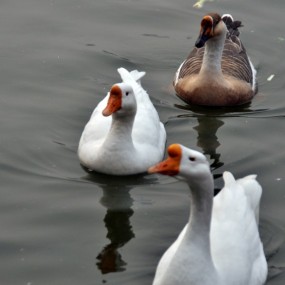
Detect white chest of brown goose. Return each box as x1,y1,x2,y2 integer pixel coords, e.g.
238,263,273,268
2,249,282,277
174,13,257,106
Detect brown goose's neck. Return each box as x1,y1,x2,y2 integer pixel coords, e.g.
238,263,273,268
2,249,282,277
200,29,226,76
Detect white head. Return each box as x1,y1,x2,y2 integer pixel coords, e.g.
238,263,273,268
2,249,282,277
148,144,211,180
102,83,136,117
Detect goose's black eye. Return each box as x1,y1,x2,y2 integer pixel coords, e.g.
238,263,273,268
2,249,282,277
126,92,129,96
189,157,196,161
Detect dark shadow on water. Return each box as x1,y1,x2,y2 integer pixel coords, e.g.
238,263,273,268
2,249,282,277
82,170,157,274
175,101,252,114
174,101,268,118
81,167,157,187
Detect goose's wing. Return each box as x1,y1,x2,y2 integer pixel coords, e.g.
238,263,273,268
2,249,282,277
211,172,267,284
174,47,204,84
118,67,166,153
117,67,148,105
118,67,145,86
173,37,254,88
221,14,256,89
237,174,262,224
78,93,111,151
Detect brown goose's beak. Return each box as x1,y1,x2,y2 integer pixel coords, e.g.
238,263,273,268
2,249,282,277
195,15,214,48
195,31,211,48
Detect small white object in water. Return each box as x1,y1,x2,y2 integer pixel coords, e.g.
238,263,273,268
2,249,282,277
193,0,214,8
267,74,275,81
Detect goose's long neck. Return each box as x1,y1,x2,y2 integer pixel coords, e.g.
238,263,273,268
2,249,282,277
200,32,226,76
103,114,135,150
185,174,214,256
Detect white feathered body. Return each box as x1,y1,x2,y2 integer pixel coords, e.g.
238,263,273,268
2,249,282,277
78,68,166,175
153,172,267,285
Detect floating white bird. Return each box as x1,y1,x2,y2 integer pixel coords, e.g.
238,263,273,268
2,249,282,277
174,13,257,106
148,144,267,285
78,68,166,175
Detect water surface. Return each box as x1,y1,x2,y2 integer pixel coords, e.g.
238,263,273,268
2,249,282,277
1,0,285,284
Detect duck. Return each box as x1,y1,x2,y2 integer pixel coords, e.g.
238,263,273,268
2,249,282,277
148,144,267,285
78,68,166,175
174,13,257,106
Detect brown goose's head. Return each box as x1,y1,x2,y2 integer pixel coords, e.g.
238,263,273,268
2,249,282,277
195,13,225,48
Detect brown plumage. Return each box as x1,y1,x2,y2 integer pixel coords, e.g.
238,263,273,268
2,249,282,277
174,13,257,106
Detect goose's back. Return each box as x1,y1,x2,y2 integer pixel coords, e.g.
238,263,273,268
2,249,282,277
175,39,254,87
211,172,267,285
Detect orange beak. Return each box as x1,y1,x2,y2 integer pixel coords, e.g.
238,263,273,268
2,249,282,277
102,85,122,116
148,144,182,176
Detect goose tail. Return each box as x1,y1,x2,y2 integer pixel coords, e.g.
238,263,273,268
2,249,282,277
222,14,243,37
117,67,146,86
223,171,236,188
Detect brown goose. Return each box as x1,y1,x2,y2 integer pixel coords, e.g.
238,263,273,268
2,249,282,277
174,13,257,106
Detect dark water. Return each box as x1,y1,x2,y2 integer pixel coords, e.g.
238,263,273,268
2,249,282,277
1,0,285,284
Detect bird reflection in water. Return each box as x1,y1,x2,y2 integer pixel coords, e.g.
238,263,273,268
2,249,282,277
175,102,255,193
193,116,224,171
83,171,156,274
175,102,254,173
96,187,134,274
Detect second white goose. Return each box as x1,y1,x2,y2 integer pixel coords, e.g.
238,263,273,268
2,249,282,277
148,144,267,285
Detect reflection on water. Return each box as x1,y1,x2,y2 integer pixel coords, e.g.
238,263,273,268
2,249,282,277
174,101,269,118
83,171,157,274
175,105,227,173
173,103,253,191
1,0,285,284
193,116,224,171
174,102,256,174
96,187,134,274
174,101,253,116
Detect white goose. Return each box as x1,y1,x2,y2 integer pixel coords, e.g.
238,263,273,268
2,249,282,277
148,144,267,285
78,68,166,175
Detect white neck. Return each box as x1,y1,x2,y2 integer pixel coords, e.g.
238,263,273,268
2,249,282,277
184,173,216,268
186,175,213,241
200,29,226,76
102,113,135,151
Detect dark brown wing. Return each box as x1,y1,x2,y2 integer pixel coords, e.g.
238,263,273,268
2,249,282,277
222,16,253,84
176,47,204,79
